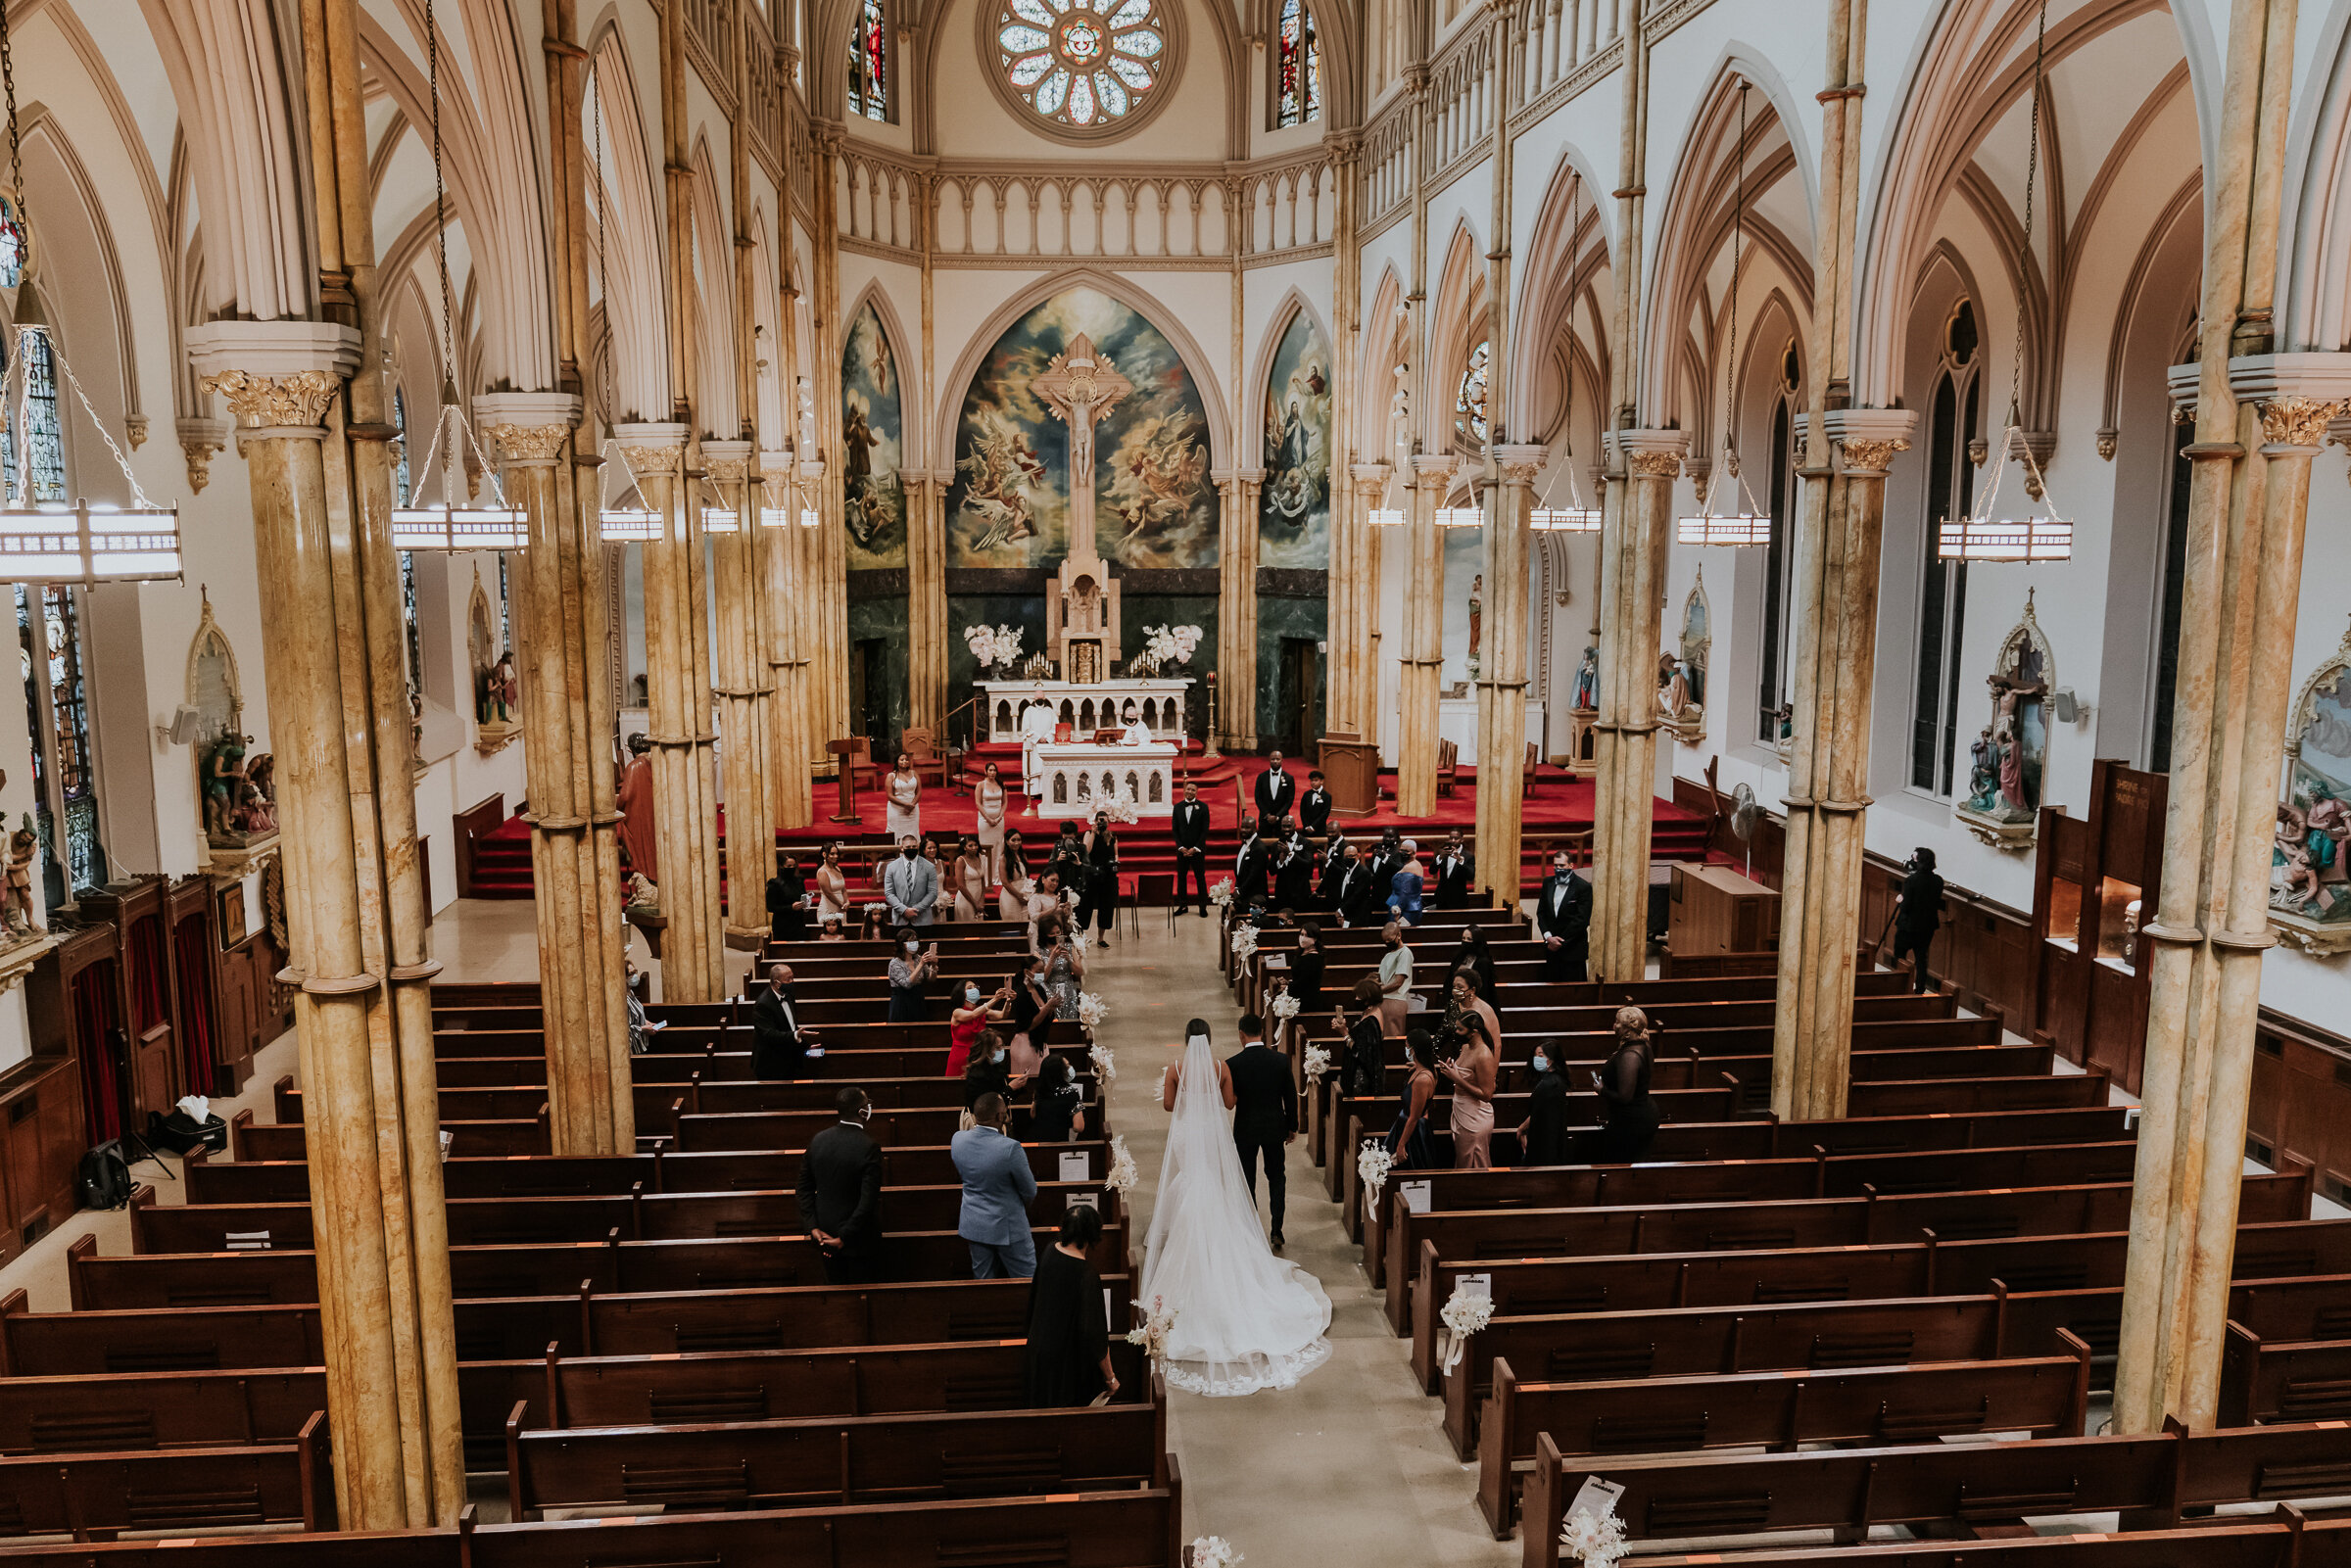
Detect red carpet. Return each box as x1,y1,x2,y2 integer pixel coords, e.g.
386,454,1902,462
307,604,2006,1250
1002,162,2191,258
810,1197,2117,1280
465,759,1708,902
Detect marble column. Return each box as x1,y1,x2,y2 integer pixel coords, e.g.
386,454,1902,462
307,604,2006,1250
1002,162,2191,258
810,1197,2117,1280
2117,366,2351,1432
615,422,725,1001
1393,454,1454,818
704,440,776,948
1217,469,1265,753
760,451,814,830
1474,446,1544,906
802,450,845,761
1331,459,1391,738
190,324,463,1526
477,393,634,1153
1769,409,1916,1119
905,471,950,739
1589,430,1687,981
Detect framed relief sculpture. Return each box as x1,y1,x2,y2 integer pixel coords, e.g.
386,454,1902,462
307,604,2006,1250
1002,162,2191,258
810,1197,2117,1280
1955,589,2053,851
2272,616,2351,954
469,566,520,754
1661,569,1709,742
188,592,278,878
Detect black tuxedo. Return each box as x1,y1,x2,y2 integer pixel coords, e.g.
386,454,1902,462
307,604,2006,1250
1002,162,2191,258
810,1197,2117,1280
751,986,811,1079
1172,799,1211,909
1226,1041,1298,1238
1272,838,1316,910
1431,849,1476,909
767,871,807,941
1232,835,1271,903
796,1120,884,1283
1536,870,1593,981
1369,848,1407,897
1297,787,1331,835
1253,767,1296,827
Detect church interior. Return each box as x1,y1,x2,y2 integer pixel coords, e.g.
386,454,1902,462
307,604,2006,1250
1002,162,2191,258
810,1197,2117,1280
0,0,2346,1560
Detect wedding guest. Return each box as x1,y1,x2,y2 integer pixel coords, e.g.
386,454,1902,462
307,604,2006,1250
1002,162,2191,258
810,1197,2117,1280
752,962,817,1078
1891,846,1946,994
1430,830,1475,910
1596,1007,1662,1162
883,835,939,928
1331,839,1378,927
1273,827,1316,911
1027,868,1066,940
962,1027,1028,1108
1450,925,1498,1004
886,752,923,840
1023,1203,1116,1406
1006,955,1050,1076
1298,770,1332,835
1440,1010,1498,1168
1447,967,1501,1055
1535,849,1591,982
817,915,848,942
1335,978,1388,1097
975,761,1009,884
951,834,989,922
1375,922,1415,1037
797,1087,885,1285
999,831,1034,923
767,851,808,943
1030,1050,1087,1142
954,1093,1038,1278
1515,1037,1570,1165
1387,839,1426,926
1288,922,1326,1017
948,978,1011,1077
1033,911,1084,1021
888,933,938,1023
1383,1029,1440,1171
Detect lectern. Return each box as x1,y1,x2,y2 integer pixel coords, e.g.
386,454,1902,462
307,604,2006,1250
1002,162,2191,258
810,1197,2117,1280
825,737,863,825
1318,734,1380,817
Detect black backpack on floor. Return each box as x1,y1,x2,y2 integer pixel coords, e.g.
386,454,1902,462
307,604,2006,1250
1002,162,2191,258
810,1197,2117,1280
77,1140,132,1210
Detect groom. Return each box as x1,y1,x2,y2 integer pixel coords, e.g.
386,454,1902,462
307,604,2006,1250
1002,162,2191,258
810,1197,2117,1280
1227,1012,1298,1252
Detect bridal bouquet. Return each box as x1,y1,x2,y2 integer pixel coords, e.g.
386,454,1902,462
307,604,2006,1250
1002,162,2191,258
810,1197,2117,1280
1088,1040,1118,1085
1104,1134,1138,1195
1228,924,1258,960
1208,879,1234,908
1301,1043,1332,1080
1078,992,1109,1031
1560,1506,1628,1568
1357,1139,1394,1207
1126,1295,1178,1368
1437,1283,1496,1376
1188,1538,1242,1568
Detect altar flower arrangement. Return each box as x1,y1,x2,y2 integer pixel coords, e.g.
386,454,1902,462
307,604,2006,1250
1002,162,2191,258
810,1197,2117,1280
1104,1133,1138,1195
1143,624,1204,666
1088,1040,1118,1085
1228,923,1258,959
1208,879,1234,908
1301,1043,1332,1080
1189,1538,1242,1568
1357,1138,1394,1207
963,623,1023,671
1078,992,1109,1031
1437,1283,1496,1375
1560,1506,1629,1568
1102,794,1140,825
1127,1294,1178,1367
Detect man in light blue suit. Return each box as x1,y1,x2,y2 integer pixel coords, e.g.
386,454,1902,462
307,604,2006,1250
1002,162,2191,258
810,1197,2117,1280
882,834,938,927
951,1093,1038,1278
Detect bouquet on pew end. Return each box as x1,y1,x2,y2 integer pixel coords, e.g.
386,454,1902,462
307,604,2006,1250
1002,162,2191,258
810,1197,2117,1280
1089,1040,1118,1085
1270,992,1299,1022
1228,923,1258,959
1127,1294,1179,1369
1188,1538,1242,1568
1301,1043,1331,1080
1104,1134,1138,1196
1560,1506,1627,1568
1078,992,1109,1031
1437,1283,1496,1375
1357,1139,1393,1207
1209,879,1233,907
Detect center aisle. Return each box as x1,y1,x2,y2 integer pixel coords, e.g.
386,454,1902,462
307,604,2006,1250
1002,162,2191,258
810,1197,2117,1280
1083,914,1517,1567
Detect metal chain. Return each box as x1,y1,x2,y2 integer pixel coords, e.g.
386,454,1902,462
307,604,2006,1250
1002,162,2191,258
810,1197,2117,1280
0,0,24,256
427,0,454,394
2008,0,2047,429
1723,81,1746,459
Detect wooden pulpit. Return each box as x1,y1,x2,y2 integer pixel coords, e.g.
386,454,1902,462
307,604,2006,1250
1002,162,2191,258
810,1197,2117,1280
825,737,863,825
1319,733,1380,817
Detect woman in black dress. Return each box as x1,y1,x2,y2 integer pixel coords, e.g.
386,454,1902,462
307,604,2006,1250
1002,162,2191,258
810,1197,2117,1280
1336,976,1387,1097
766,851,808,943
1083,813,1121,944
1449,924,1498,1003
1290,922,1326,1016
1595,1007,1661,1161
1030,1050,1086,1142
961,1029,1026,1112
1384,1028,1440,1170
1025,1204,1118,1406
1516,1036,1570,1164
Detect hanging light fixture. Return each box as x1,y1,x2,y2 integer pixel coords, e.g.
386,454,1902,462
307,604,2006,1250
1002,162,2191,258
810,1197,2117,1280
1940,0,2072,565
698,480,741,535
595,440,662,542
1678,81,1771,548
1435,501,1484,528
0,3,179,583
1531,180,1601,533
391,0,524,551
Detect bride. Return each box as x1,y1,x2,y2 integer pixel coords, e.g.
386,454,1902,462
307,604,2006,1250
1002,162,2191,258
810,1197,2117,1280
1139,1022,1332,1396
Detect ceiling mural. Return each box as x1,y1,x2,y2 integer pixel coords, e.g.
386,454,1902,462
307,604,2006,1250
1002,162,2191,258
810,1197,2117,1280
946,287,1216,571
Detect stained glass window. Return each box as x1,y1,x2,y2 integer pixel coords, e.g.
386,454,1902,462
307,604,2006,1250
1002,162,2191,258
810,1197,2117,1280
392,387,412,505
848,0,888,120
0,197,24,289
17,583,99,892
401,551,422,716
998,0,1166,128
1276,0,1320,126
2,327,67,504
1455,340,1490,446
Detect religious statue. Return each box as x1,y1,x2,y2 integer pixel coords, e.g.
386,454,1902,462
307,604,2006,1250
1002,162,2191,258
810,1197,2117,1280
2271,622,2351,947
1957,594,2054,848
231,752,277,837
1967,725,1998,811
616,733,658,887
1571,646,1600,710
3,821,39,938
1466,575,1484,669
2275,792,2351,921
203,731,251,844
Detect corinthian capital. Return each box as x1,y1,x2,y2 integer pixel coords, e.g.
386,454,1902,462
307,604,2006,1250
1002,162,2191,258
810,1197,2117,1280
612,421,690,483
1493,443,1547,485
1627,451,1682,479
485,423,571,464
1837,437,1910,473
199,368,341,430
2259,396,2347,450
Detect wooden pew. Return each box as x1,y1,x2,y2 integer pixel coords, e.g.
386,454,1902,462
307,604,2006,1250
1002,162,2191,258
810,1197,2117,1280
1473,1330,2093,1535
505,1388,1167,1517
0,1411,332,1538
1631,1518,2343,1567
2220,1324,2351,1423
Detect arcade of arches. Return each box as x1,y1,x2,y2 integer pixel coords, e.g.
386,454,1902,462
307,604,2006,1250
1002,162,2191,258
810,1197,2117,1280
0,0,2346,1559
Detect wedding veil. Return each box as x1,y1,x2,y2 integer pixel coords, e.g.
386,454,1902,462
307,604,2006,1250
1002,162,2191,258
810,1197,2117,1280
1139,1030,1332,1397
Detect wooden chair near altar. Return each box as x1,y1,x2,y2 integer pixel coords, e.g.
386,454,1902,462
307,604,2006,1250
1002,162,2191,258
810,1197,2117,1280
1522,741,1540,798
1435,738,1461,797
899,728,963,793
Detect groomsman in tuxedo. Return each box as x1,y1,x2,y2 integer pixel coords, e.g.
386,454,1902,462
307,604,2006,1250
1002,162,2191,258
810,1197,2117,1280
1253,751,1297,828
1430,830,1476,910
1272,828,1316,911
1369,829,1407,894
1172,782,1212,915
1536,848,1593,981
1329,839,1378,927
1232,818,1271,906
1297,770,1332,837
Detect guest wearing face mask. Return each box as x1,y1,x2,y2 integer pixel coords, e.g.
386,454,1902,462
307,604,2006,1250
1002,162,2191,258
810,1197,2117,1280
1029,1050,1087,1142
751,963,819,1078
1536,848,1592,982
1375,921,1415,1037
1005,958,1050,1077
883,833,939,928
1450,924,1498,1004
947,976,1012,1078
888,934,939,1024
1515,1038,1570,1166
962,1027,1031,1111
1331,840,1377,927
798,1087,886,1284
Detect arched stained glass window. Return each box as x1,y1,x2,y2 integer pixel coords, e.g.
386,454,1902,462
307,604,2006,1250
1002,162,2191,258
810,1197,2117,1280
849,0,888,120
1276,0,1320,126
1,327,67,504
392,387,412,506
997,0,1167,128
0,198,24,289
1455,340,1490,447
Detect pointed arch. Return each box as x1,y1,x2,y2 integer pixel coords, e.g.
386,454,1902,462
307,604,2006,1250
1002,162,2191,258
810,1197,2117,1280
1358,262,1406,459
1245,285,1331,426
1426,218,1487,453
584,22,668,424
840,279,923,470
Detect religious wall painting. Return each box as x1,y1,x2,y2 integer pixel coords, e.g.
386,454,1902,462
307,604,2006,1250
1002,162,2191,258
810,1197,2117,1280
947,288,1214,572
469,566,520,754
1664,569,1708,742
186,593,276,866
1259,310,1331,569
842,302,909,570
2272,615,2351,955
1955,589,2053,852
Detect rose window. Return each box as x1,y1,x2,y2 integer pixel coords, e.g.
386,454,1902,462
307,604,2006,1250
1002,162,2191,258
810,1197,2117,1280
998,0,1165,127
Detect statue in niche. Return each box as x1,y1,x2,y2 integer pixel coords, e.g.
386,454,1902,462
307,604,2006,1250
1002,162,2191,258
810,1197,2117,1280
1466,574,1484,675
470,569,520,752
3,818,40,938
1571,646,1600,711
203,731,252,845
2271,616,2351,953
1671,571,1710,741
231,753,277,837
1955,590,2053,851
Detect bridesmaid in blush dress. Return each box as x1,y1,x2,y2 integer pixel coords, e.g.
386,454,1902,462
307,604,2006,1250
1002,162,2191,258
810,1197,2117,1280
885,754,922,841
975,763,1009,887
814,841,849,923
998,832,1033,923
952,835,988,922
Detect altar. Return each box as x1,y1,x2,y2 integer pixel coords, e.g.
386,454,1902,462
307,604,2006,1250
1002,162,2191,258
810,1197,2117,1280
1029,739,1179,819
981,678,1194,742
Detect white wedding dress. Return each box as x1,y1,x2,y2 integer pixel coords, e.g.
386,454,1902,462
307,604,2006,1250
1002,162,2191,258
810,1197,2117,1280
1139,1033,1332,1396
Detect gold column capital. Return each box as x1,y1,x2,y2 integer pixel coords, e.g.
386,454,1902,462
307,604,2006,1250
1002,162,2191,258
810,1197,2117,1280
2258,396,2346,449
485,423,572,465
612,421,690,483
1627,450,1683,479
199,368,341,432
1836,437,1910,473
1493,442,1547,485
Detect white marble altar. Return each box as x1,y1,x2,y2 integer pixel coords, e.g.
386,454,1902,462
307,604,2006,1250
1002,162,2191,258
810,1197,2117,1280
1030,739,1179,819
982,678,1194,741
1438,697,1547,755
